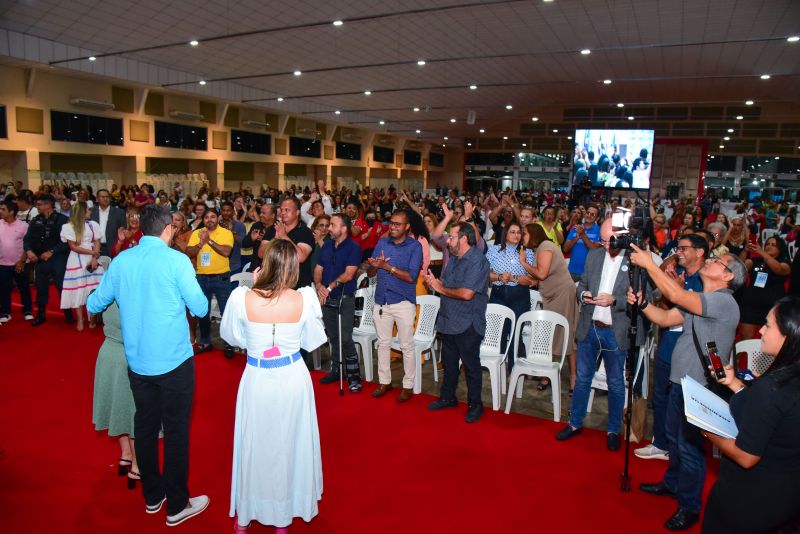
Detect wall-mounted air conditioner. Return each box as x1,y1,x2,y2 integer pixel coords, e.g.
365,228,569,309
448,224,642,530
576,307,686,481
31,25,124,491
340,128,362,142
242,120,270,129
376,136,394,145
295,119,320,138
69,97,115,111
168,110,204,121
406,141,423,149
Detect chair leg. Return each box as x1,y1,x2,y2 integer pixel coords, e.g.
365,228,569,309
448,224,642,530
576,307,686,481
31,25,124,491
413,349,422,394
500,361,507,394
487,364,498,411
515,375,524,398
550,371,561,422
431,347,439,383
504,368,521,414
587,389,595,413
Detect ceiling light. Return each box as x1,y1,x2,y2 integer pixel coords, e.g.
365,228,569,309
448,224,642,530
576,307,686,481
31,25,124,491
760,74,770,80
531,116,539,122
332,20,343,26
379,120,385,125
442,144,446,147
450,118,456,123
417,60,426,66
276,97,284,102
469,84,477,90
724,136,730,141
567,136,573,140
727,128,734,132
745,100,754,105
467,142,472,146
479,128,485,133
552,129,558,133
364,90,371,95
293,70,302,76
788,36,800,43
522,143,527,147
736,115,744,120
332,110,340,115
198,80,206,85
503,136,508,140
603,79,612,85
617,103,624,108
413,107,420,112
415,129,421,134
88,56,96,61
580,49,591,55
505,104,513,110
627,116,634,120
719,145,725,149
444,136,449,140
189,40,199,46
775,156,780,160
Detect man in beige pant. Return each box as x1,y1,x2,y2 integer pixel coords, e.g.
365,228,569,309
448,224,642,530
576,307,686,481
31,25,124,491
367,210,423,403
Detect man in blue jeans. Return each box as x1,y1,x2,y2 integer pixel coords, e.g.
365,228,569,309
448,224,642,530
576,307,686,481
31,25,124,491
636,234,706,461
556,218,647,450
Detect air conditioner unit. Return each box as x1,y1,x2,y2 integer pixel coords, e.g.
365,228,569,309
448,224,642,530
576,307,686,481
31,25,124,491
340,128,362,142
297,127,321,137
376,136,394,145
406,141,423,149
69,97,115,111
168,110,205,121
242,120,270,128
295,118,320,138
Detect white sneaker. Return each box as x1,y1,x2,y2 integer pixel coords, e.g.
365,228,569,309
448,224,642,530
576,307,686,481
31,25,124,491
145,496,166,514
634,443,669,460
24,313,34,321
0,314,10,323
166,495,209,527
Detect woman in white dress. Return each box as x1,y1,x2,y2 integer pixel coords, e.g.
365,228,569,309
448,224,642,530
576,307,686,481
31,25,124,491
221,239,327,534
60,201,103,330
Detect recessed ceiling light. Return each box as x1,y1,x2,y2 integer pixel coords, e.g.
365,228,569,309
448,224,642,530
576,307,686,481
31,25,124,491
727,128,734,133
413,107,420,112
88,56,96,61
450,118,456,123
379,120,385,125
603,79,612,85
189,40,199,46
522,143,527,147
736,115,744,120
531,117,539,122
775,156,780,160
745,100,754,105
552,129,558,133
332,20,343,26
788,36,800,43
364,90,371,95
479,128,485,133
276,97,284,102
334,110,341,115
442,144,446,147
469,84,477,90
417,60,426,66
724,136,730,141
627,116,634,120
719,145,725,149
415,129,421,134
760,74,770,80
617,103,624,108
198,80,206,85
444,136,449,140
293,70,302,76
503,136,508,140
467,142,472,146
580,49,591,56
567,136,573,140
505,104,513,110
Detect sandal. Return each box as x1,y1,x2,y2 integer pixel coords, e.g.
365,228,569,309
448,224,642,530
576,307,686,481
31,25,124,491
118,458,132,476
127,469,141,490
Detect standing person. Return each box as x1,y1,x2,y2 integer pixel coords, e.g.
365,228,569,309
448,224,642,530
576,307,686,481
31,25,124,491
90,189,126,257
257,197,314,288
0,201,33,322
701,297,800,533
563,204,602,281
186,209,235,357
220,200,247,276
627,244,746,531
60,201,103,331
221,240,327,533
112,209,143,257
22,194,72,326
242,203,277,270
556,218,646,451
15,189,38,222
424,222,490,423
314,213,363,392
368,210,423,403
737,236,790,340
87,205,210,527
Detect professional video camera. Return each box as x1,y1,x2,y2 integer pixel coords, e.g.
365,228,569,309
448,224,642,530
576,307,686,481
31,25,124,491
609,205,649,250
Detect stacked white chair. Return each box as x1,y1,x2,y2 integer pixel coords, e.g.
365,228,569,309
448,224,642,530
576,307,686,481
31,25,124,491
760,228,779,246
231,272,253,288
477,304,516,410
352,286,378,382
505,310,570,421
735,339,772,376
519,289,544,358
389,295,440,394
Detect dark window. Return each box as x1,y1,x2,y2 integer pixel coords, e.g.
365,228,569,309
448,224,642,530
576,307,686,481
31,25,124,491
0,105,6,138
373,145,395,164
429,152,444,167
706,156,737,172
154,121,207,150
289,136,321,158
404,150,421,165
465,152,515,166
231,129,270,155
50,110,123,146
336,141,361,161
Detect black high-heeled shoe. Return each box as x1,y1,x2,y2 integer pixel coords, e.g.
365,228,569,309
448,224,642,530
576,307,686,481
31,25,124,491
127,470,141,490
118,458,132,476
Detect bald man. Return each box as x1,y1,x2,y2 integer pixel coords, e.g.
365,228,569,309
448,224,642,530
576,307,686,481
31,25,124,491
556,218,648,451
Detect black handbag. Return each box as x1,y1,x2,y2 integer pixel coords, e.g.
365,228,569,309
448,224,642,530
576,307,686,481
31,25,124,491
690,316,733,402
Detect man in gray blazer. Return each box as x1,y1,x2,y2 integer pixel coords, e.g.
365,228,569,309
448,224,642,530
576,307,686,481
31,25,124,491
556,217,648,451
90,189,127,256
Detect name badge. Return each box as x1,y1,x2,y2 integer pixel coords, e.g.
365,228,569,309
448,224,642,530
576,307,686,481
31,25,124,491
200,251,211,267
754,271,768,288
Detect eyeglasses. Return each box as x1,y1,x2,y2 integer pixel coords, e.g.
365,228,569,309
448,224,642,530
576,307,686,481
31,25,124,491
389,221,405,227
709,256,732,273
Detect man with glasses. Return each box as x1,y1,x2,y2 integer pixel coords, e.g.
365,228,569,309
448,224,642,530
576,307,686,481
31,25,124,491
564,204,602,281
90,188,127,257
368,210,423,403
627,244,746,531
635,234,707,462
424,222,490,423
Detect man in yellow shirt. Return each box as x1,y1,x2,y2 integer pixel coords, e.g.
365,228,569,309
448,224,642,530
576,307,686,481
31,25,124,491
187,209,234,357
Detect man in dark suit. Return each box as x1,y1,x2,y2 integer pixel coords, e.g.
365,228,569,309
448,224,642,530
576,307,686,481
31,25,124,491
90,188,127,256
556,217,648,450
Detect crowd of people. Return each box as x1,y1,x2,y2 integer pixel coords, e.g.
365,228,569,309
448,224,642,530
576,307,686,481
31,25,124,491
1,177,799,532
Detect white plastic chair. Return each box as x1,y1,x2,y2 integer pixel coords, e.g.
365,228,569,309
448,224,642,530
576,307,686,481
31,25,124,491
477,304,516,410
389,295,440,394
505,310,569,421
760,228,779,246
352,286,377,382
735,339,773,376
231,272,253,288
788,242,796,261
97,255,112,270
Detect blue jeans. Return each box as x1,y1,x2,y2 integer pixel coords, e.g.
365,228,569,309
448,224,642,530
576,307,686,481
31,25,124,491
197,273,231,345
663,383,705,513
569,323,626,433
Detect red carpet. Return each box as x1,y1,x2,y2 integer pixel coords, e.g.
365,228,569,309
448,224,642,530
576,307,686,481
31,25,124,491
0,293,713,533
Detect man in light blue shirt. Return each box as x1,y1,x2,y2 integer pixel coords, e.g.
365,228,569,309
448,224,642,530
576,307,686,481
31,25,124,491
87,205,210,526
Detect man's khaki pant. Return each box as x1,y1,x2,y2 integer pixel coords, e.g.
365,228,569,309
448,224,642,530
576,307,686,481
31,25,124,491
373,301,417,389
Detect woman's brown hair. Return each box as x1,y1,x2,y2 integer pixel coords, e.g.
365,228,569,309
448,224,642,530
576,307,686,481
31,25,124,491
252,239,299,297
525,223,550,249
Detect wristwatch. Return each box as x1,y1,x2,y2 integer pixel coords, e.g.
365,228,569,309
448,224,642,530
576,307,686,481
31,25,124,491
390,266,397,275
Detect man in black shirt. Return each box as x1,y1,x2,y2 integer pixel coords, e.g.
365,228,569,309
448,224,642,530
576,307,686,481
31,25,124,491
22,194,72,325
259,196,314,288
242,203,276,271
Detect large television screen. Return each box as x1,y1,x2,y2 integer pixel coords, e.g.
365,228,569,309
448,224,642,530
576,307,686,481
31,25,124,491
573,129,655,190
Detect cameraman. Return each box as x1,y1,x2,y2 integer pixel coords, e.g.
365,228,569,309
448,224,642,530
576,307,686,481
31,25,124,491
627,244,746,531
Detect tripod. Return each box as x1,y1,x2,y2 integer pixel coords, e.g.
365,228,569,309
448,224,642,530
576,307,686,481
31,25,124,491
331,288,346,397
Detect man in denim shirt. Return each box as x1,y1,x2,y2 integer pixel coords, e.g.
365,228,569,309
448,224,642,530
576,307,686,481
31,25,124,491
368,210,422,403
425,222,490,423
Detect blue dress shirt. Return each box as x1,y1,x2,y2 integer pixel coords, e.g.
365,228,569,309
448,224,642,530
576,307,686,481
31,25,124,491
372,236,422,306
87,236,208,376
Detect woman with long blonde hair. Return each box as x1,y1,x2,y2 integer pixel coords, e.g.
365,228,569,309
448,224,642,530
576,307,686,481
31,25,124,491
60,201,103,330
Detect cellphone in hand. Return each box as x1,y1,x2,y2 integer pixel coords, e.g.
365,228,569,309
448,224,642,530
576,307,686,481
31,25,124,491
705,341,726,380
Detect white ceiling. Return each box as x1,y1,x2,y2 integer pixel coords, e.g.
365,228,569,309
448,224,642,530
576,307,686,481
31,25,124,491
1,0,799,142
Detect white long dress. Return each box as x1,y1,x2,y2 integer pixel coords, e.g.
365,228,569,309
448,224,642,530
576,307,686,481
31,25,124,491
220,286,327,527
60,220,104,309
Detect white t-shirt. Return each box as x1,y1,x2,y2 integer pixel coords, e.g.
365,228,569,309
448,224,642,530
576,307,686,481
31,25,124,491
592,251,625,325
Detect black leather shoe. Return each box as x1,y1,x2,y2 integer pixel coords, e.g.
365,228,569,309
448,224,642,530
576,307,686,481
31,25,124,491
223,345,235,359
607,432,621,451
319,372,340,385
664,509,700,531
465,403,483,423
555,425,582,441
639,481,677,498
31,314,46,327
428,399,458,411
193,343,213,355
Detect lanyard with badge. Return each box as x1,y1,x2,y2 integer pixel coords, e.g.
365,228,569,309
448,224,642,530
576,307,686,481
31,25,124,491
753,262,768,288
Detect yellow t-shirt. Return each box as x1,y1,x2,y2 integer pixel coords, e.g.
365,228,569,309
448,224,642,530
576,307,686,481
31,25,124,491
188,225,234,275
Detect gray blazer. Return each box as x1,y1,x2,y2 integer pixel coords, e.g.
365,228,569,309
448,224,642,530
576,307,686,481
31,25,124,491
90,205,127,249
575,247,647,350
